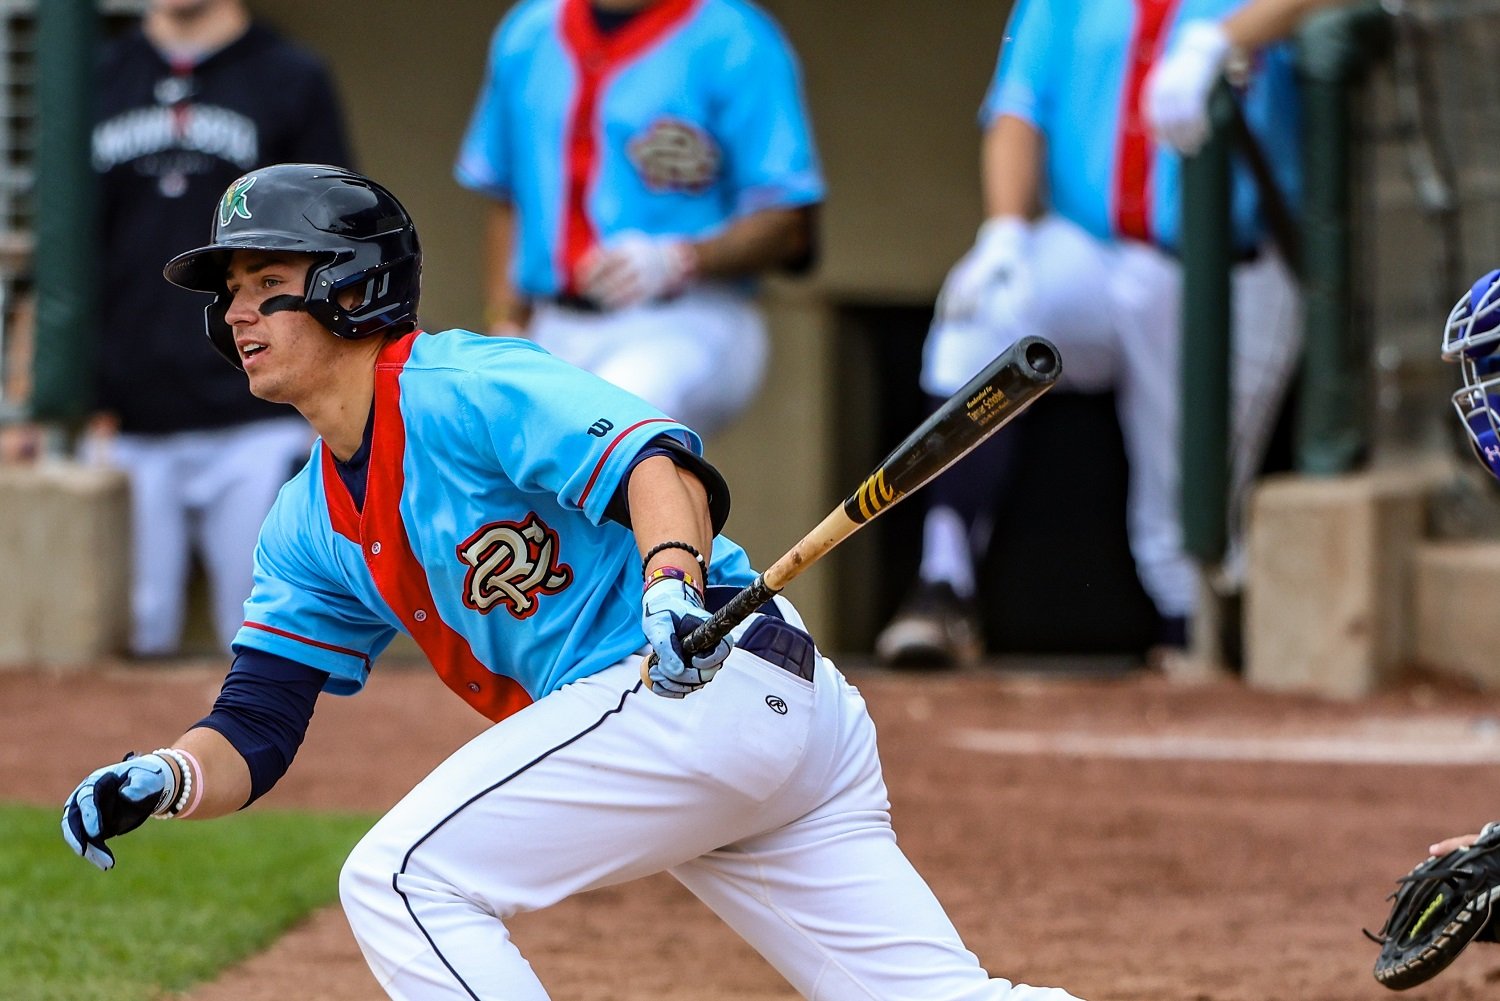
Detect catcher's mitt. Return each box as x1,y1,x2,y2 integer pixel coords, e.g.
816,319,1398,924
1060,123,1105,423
1368,822,1500,990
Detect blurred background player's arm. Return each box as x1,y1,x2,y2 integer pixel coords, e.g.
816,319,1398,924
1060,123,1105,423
935,115,1042,326
0,291,37,462
481,200,529,335
1145,0,1351,154
690,203,817,280
980,114,1043,222
1222,0,1352,50
576,204,817,314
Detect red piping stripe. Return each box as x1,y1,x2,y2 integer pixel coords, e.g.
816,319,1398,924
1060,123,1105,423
242,621,371,669
576,417,679,508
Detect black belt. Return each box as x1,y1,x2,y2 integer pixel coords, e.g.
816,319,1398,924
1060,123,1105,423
543,290,685,314
547,293,605,314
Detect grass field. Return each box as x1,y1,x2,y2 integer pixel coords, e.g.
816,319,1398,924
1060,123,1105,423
1,803,377,1001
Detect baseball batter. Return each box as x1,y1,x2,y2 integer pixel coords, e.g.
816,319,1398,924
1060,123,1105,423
60,164,1082,1001
878,0,1307,667
453,0,823,439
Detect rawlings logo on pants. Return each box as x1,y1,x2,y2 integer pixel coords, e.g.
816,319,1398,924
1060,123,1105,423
457,514,573,618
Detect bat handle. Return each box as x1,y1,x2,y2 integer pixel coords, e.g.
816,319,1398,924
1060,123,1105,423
639,575,782,689
686,575,780,654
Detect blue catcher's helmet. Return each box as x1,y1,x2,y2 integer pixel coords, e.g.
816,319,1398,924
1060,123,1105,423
162,163,422,368
1441,269,1500,479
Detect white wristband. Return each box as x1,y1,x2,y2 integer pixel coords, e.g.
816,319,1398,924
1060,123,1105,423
151,747,193,818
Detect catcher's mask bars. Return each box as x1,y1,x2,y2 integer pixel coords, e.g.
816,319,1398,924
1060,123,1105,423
1441,269,1500,480
163,163,423,368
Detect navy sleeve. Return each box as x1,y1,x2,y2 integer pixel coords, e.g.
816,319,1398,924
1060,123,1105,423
604,434,732,534
192,649,328,808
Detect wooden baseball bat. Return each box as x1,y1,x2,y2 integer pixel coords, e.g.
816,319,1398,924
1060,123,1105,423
642,334,1062,689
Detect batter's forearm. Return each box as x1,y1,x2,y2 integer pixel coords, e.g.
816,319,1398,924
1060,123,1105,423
981,115,1044,221
166,726,253,820
688,205,815,280
629,456,714,577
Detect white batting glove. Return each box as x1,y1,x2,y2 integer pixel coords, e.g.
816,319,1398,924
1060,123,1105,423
576,232,697,311
641,575,730,698
1143,19,1233,155
934,216,1031,327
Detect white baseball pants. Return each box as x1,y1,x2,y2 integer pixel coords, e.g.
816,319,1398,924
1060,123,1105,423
922,214,1302,617
89,416,312,655
528,283,768,440
339,602,1082,1001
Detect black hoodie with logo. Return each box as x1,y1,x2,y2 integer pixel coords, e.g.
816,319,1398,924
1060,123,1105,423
93,22,352,433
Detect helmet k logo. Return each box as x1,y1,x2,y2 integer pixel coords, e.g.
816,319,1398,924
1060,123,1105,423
219,175,256,227
457,513,573,619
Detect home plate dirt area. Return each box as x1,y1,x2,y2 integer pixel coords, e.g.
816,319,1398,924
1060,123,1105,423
10,657,1500,1001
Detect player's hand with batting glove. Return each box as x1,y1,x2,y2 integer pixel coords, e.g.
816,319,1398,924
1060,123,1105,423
61,752,180,871
934,216,1031,328
1143,19,1233,155
576,232,698,311
641,570,731,698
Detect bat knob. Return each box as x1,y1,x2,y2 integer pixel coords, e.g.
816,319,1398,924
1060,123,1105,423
639,651,658,691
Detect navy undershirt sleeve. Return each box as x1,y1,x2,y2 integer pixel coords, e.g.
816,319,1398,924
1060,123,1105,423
604,434,732,534
192,649,328,808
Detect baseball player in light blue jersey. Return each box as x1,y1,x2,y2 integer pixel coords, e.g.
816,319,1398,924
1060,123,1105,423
877,0,1309,670
60,164,1083,1001
454,0,823,440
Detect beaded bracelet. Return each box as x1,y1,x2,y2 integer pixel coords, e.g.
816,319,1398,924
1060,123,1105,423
151,747,194,818
642,540,707,578
174,747,206,818
645,565,700,595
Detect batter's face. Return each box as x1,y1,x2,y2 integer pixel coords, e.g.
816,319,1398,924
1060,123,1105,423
222,250,363,406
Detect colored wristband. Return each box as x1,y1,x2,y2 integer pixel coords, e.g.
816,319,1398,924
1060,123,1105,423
642,540,707,578
645,565,700,595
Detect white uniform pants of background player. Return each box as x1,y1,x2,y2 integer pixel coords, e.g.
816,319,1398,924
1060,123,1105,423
922,214,1302,619
340,600,1081,1001
87,416,311,655
529,283,768,440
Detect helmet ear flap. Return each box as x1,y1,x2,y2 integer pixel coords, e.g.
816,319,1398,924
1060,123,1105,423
306,253,421,341
205,295,242,369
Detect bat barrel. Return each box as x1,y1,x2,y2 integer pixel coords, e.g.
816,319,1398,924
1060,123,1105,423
844,335,1061,525
670,336,1062,664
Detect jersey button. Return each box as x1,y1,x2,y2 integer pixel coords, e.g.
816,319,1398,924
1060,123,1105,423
414,609,428,622
370,541,382,555
467,682,481,693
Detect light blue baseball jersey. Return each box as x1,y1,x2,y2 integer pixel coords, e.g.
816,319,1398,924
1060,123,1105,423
454,0,824,297
231,330,756,721
984,0,1301,253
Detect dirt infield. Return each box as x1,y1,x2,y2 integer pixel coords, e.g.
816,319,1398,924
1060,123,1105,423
12,657,1500,1001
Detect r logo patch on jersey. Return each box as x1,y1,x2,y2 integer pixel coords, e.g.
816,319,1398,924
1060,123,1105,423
627,118,720,194
457,513,573,619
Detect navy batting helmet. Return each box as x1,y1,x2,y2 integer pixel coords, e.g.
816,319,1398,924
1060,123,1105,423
163,163,422,368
